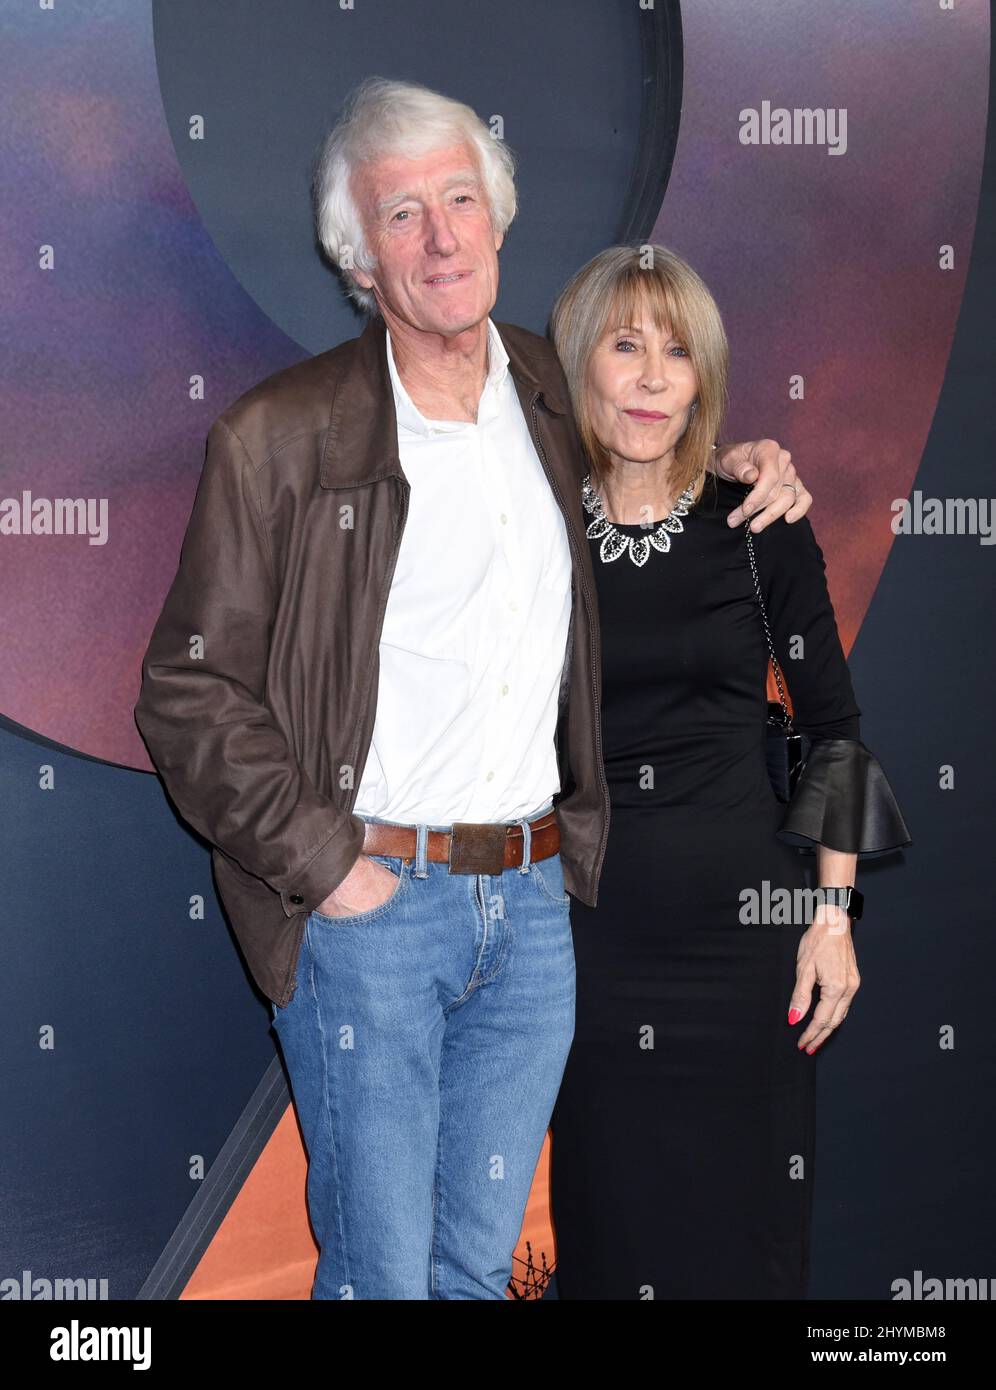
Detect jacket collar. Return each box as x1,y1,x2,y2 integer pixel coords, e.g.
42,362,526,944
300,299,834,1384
320,313,568,489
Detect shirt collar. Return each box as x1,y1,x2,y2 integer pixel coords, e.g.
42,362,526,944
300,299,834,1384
385,317,510,438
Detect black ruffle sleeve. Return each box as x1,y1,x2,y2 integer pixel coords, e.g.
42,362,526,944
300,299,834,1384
776,737,912,858
745,501,912,860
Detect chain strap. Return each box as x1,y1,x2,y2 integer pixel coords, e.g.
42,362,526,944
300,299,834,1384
744,524,793,727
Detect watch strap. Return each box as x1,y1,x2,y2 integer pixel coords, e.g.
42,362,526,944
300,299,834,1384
821,885,863,921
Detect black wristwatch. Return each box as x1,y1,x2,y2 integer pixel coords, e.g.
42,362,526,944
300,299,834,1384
820,886,864,921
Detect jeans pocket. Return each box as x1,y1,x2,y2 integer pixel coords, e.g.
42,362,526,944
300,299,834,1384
529,854,571,908
309,854,409,925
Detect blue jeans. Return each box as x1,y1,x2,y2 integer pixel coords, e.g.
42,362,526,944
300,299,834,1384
270,803,575,1300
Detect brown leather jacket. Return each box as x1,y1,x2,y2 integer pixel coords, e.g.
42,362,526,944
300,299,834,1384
134,315,610,1006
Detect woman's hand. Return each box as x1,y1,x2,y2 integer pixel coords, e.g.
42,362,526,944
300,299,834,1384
712,439,812,530
788,904,861,1054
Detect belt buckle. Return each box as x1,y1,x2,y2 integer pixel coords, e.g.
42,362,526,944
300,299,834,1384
448,821,508,875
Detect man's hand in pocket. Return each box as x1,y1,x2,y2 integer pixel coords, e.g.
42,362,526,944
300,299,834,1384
315,855,399,917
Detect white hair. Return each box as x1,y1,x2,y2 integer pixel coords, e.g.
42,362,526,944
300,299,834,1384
311,77,518,315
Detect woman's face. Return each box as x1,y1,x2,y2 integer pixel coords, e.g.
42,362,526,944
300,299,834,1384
585,307,698,468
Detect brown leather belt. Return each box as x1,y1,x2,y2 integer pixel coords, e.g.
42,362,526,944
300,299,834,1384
361,809,560,876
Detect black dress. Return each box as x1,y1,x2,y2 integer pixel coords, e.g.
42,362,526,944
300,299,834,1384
549,472,910,1301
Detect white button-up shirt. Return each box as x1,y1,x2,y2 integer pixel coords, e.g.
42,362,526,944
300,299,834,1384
353,317,573,825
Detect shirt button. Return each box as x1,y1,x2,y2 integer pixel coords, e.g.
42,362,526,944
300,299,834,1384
501,683,509,695
486,771,494,782
508,599,518,612
500,513,508,524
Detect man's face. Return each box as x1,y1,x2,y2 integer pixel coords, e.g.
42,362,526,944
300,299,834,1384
350,140,503,338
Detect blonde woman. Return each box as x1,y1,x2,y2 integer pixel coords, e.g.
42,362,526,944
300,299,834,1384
547,245,910,1299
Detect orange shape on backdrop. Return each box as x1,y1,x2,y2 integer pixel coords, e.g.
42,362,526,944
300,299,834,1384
181,1105,316,1301
181,1106,556,1300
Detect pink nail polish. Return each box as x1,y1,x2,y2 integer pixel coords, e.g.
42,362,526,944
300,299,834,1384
788,1007,802,1025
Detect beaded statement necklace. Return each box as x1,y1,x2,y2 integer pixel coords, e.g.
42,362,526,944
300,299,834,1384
581,473,695,567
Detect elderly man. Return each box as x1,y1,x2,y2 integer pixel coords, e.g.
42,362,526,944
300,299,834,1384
135,77,810,1300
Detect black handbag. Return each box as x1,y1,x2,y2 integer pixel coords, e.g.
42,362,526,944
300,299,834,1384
744,525,808,803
